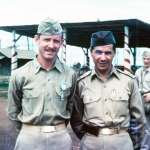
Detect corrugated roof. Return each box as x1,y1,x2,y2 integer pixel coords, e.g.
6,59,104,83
0,48,37,59
0,19,150,48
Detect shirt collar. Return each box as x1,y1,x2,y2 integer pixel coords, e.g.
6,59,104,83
33,56,41,74
91,65,120,80
111,65,120,79
54,58,63,73
145,66,150,72
33,56,63,74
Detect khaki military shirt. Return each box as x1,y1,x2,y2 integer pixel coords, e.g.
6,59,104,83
70,66,146,149
7,57,77,130
135,67,150,93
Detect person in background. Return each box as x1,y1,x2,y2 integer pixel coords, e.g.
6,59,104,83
135,50,150,126
7,17,77,150
77,64,90,78
70,31,146,150
135,51,150,149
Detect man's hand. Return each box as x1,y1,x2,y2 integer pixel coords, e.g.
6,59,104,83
144,93,150,102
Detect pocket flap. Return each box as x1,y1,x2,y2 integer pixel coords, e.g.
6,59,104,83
145,78,150,82
24,90,41,98
83,95,100,104
110,93,128,101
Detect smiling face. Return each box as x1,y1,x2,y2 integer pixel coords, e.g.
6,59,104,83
143,55,150,69
90,44,115,76
34,33,63,63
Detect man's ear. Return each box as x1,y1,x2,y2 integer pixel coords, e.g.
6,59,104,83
61,38,64,47
90,48,92,56
34,35,39,45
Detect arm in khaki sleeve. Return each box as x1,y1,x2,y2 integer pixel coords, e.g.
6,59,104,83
134,70,139,86
70,81,86,140
65,72,77,126
7,73,22,130
135,69,142,90
129,79,146,149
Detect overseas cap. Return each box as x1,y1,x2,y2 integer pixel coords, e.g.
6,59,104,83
37,17,63,35
90,31,116,47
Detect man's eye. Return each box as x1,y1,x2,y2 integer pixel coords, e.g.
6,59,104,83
105,52,112,55
44,39,49,41
54,40,60,43
95,50,102,55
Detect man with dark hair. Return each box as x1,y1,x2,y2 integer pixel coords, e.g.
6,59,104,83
7,17,77,150
70,31,146,150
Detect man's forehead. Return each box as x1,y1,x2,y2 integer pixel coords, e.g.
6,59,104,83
93,44,113,50
143,55,150,59
40,33,62,38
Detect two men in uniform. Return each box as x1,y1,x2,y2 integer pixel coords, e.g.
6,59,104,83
7,17,146,150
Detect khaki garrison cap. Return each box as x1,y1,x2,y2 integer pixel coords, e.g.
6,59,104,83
90,31,116,47
37,17,63,35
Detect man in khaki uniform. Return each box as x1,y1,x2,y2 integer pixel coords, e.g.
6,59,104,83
135,51,150,149
135,51,150,127
70,31,146,150
7,17,77,150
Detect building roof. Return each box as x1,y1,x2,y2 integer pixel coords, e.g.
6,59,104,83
0,48,37,59
0,19,150,48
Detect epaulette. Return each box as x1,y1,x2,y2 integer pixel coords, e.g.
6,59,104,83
77,71,91,82
116,68,135,78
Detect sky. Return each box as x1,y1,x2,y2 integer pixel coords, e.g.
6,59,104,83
0,0,150,68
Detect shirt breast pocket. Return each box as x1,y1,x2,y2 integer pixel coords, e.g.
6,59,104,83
145,78,150,87
55,87,71,113
23,90,43,115
83,95,101,120
110,93,129,118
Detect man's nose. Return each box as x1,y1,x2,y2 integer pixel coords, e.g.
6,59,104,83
100,53,107,60
48,41,54,48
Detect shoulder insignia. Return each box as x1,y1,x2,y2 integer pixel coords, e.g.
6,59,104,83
116,68,135,78
77,71,91,81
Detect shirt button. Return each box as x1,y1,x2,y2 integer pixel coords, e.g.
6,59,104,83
47,94,49,96
105,99,107,101
106,112,108,115
48,79,50,81
104,86,106,88
46,109,48,111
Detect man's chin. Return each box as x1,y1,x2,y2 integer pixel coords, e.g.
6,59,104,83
98,66,107,70
45,55,57,60
97,67,108,72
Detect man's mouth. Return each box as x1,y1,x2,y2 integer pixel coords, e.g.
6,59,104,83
99,63,107,66
45,49,55,52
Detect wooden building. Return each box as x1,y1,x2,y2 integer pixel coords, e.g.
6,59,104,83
0,48,37,74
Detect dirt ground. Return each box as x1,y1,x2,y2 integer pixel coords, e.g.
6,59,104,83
0,97,80,150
